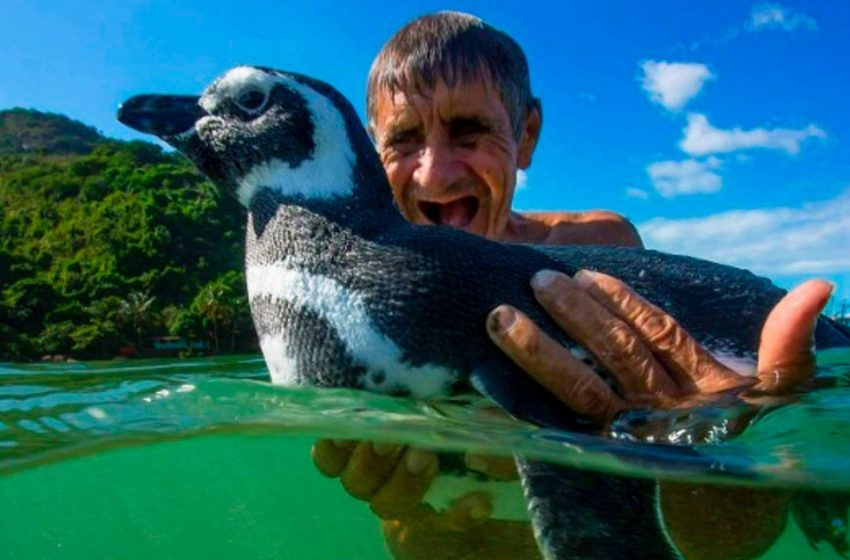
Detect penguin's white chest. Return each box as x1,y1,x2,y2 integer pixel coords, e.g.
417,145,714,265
246,261,458,397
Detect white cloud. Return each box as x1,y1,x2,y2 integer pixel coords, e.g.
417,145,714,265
646,157,723,198
684,3,818,50
515,169,528,191
680,113,826,156
626,188,649,200
749,3,818,32
641,61,714,111
639,189,850,276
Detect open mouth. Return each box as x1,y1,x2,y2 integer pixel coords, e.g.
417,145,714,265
418,196,480,229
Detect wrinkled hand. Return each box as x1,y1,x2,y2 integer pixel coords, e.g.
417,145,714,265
486,269,833,423
380,502,537,560
312,441,439,519
312,440,515,519
312,440,532,558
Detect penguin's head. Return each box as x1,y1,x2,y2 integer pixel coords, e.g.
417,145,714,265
119,66,383,209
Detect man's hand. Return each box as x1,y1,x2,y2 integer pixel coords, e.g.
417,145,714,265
312,441,515,519
312,441,439,519
312,441,534,559
380,502,538,560
486,269,833,423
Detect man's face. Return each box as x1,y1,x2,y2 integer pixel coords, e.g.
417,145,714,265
372,78,538,239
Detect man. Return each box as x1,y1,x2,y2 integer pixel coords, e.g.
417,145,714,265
313,12,832,559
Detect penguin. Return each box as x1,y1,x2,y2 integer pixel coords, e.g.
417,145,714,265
118,65,850,560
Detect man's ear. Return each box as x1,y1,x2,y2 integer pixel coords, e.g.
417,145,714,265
517,104,542,169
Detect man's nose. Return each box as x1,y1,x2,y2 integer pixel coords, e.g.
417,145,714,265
412,143,461,193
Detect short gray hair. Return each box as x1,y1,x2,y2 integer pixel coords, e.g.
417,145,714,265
366,11,541,139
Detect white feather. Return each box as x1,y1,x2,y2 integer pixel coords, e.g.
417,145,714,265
204,67,356,206
257,333,300,385
247,261,457,397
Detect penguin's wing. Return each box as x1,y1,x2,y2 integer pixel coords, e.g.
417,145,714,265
791,491,850,558
468,356,751,472
469,359,759,560
468,354,592,430
468,360,678,559
471,359,680,558
516,458,680,560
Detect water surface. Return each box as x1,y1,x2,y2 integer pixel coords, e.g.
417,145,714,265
2,353,849,559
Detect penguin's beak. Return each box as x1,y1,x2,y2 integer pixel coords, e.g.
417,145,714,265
118,95,206,138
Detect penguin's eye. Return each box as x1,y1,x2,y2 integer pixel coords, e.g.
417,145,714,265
235,88,268,113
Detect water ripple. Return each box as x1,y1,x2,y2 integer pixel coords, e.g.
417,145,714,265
1,353,850,491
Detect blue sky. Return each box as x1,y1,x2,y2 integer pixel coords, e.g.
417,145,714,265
2,0,848,308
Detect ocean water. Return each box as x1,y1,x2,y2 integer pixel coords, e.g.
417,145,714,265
1,352,850,559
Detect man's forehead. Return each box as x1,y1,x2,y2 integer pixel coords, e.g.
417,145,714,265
376,78,508,122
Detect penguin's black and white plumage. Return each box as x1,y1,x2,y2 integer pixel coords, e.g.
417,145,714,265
119,66,850,560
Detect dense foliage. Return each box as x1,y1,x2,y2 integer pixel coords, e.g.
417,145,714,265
0,109,255,361
0,108,105,156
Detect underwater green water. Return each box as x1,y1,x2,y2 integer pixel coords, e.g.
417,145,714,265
1,353,850,559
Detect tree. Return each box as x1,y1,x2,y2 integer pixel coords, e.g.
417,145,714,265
0,109,255,360
116,292,156,350
192,271,252,353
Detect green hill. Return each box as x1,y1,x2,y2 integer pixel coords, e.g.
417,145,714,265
0,109,255,361
0,108,106,156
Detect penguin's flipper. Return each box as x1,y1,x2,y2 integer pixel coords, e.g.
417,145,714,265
470,363,682,559
516,458,681,560
791,491,850,557
469,357,593,430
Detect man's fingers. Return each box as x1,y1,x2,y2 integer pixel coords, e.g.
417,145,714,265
369,448,439,519
529,270,680,402
435,492,493,532
570,269,748,395
487,304,624,423
312,439,357,478
755,279,833,393
339,441,404,500
465,452,518,481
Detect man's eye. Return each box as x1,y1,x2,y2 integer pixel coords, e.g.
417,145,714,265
387,132,421,153
455,135,478,148
235,88,268,113
449,120,487,145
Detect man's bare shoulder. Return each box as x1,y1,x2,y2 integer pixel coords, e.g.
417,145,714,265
504,210,643,247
